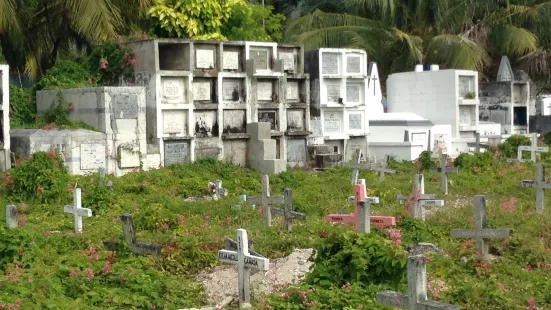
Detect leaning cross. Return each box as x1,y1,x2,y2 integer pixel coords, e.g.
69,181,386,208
521,163,551,213
429,153,458,194
397,174,443,221
341,149,363,184
270,188,306,232
64,188,92,233
103,214,161,256
450,195,513,260
218,228,269,305
341,150,396,184
376,255,463,309
517,133,549,163
467,132,489,153
246,175,283,228
6,205,17,229
372,155,396,182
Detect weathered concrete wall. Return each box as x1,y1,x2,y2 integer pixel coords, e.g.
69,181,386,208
479,81,512,133
529,115,551,133
0,65,12,171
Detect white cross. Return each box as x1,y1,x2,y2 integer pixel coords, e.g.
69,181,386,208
377,255,463,309
246,175,284,228
64,188,92,233
516,133,548,163
521,163,551,212
218,229,269,305
372,76,378,95
6,205,17,229
450,195,512,260
429,153,458,194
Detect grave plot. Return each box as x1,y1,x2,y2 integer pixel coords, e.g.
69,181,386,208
6,205,17,229
345,81,365,106
192,77,218,108
285,79,308,105
163,139,190,166
277,44,303,75
255,78,281,105
221,78,246,109
160,76,189,105
247,43,278,75
63,188,93,233
157,40,191,71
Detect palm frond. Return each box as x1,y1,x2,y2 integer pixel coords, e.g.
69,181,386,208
518,48,550,77
425,34,489,71
489,24,537,56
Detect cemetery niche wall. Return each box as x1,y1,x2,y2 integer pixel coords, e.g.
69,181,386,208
33,87,150,175
479,56,536,135
0,65,12,171
122,39,310,169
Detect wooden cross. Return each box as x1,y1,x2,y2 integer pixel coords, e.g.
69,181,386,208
516,133,549,163
373,154,396,182
64,188,92,233
270,188,306,232
521,163,551,212
450,195,513,260
467,132,489,153
6,205,17,229
209,180,228,200
429,153,458,194
103,214,161,255
218,229,269,305
327,179,396,232
376,255,463,309
341,150,396,184
246,175,284,228
397,174,443,221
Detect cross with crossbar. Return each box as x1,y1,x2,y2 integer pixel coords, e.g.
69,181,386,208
517,133,549,163
397,174,443,221
467,132,489,153
246,175,284,228
270,188,306,232
429,153,458,194
521,163,551,213
64,188,93,233
103,214,161,256
450,195,513,260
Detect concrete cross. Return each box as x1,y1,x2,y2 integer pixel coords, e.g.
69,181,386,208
103,214,161,256
64,188,92,233
429,153,458,194
342,149,363,184
209,180,228,200
6,205,17,229
516,133,549,163
467,132,489,153
270,188,306,232
376,255,463,310
341,150,396,184
246,175,284,228
372,76,378,95
372,155,396,182
218,228,269,305
521,163,551,213
450,195,513,260
327,179,396,232
396,174,443,221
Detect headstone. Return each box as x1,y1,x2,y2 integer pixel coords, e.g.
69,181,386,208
164,141,189,166
396,174,443,221
516,133,548,163
223,79,242,102
346,55,361,74
209,180,228,200
250,50,269,71
270,188,306,232
321,53,339,75
98,168,106,186
246,175,284,228
193,80,212,101
63,188,93,233
103,214,161,255
80,144,105,170
161,77,186,104
346,85,360,103
6,205,17,229
429,153,459,194
348,113,362,130
257,111,277,130
196,49,215,69
223,51,240,70
286,81,299,101
521,163,551,212
218,229,269,304
163,110,187,134
450,195,513,260
279,52,295,71
326,84,341,103
376,255,463,309
257,81,273,101
324,111,341,132
467,132,489,153
113,94,139,119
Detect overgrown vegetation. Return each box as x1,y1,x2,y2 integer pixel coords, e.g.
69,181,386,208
1,150,551,309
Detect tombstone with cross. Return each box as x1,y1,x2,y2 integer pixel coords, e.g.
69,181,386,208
450,195,513,260
270,188,306,232
516,133,549,163
327,179,396,232
429,153,458,194
397,174,444,221
6,205,17,229
521,163,551,212
64,188,93,233
246,175,284,228
209,180,228,200
340,150,396,184
376,255,463,309
103,214,161,255
218,228,269,305
467,132,489,153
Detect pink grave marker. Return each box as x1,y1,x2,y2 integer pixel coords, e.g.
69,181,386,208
327,183,396,232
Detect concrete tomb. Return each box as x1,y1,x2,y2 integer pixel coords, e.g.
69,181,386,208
376,255,463,309
103,214,161,256
218,228,269,305
429,153,458,194
0,65,11,171
450,195,513,260
521,163,551,212
6,205,17,229
63,188,93,233
396,174,443,221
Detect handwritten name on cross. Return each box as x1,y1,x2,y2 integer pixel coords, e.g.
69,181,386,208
522,163,551,213
270,188,306,232
467,132,489,153
327,179,396,232
517,133,549,163
6,205,17,229
103,214,161,256
429,153,458,194
376,255,463,310
218,229,269,305
209,180,228,200
246,175,284,228
450,195,513,260
397,174,443,221
64,188,92,233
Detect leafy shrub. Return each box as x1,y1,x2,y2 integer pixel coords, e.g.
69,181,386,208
133,203,177,232
499,134,531,158
543,130,551,146
35,60,96,90
453,151,495,172
4,151,71,203
417,150,437,171
9,86,36,128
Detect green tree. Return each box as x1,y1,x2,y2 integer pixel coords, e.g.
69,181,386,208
285,0,550,80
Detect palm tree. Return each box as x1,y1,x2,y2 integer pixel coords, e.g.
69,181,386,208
0,0,152,78
285,0,550,80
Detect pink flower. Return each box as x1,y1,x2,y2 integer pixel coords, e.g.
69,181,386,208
98,58,108,70
527,266,533,272
88,248,96,256
102,262,111,274
69,269,77,277
424,257,431,264
528,299,535,306
395,239,401,246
